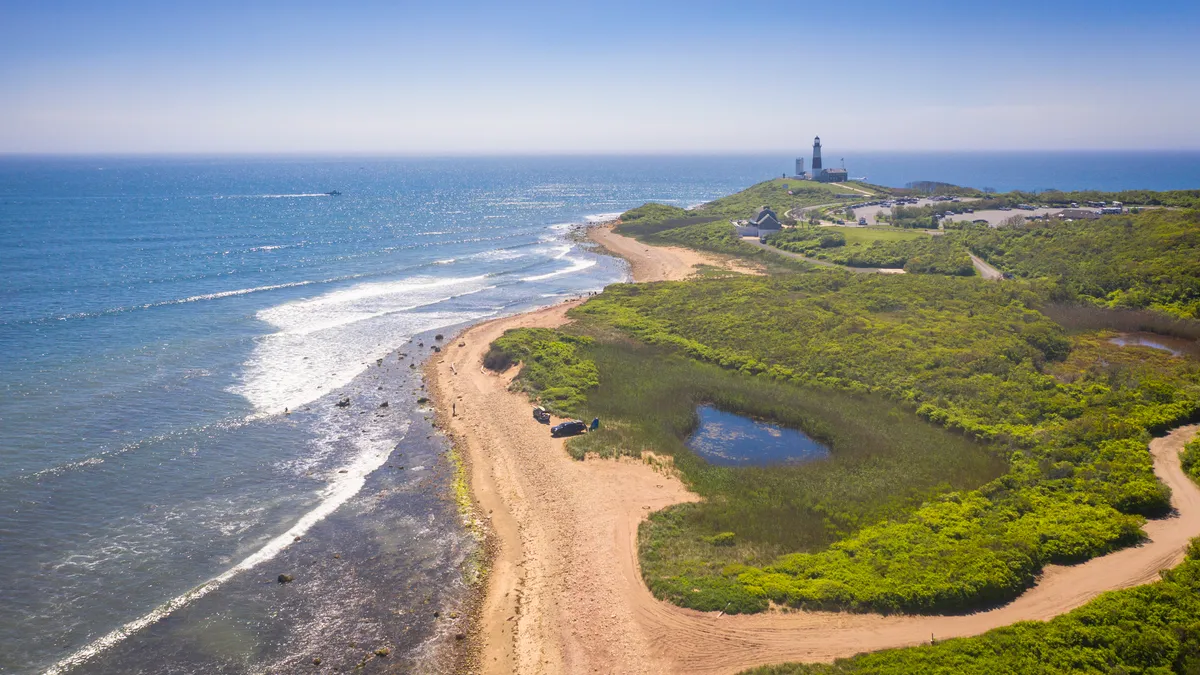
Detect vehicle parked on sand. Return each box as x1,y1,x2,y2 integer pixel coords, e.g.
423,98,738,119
551,420,587,437
533,406,551,424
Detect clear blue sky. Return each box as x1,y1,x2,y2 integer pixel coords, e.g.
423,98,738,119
2,0,1198,153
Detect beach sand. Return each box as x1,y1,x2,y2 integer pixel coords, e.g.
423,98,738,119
430,224,1200,674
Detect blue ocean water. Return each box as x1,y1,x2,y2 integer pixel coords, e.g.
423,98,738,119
0,156,776,674
1,153,1197,674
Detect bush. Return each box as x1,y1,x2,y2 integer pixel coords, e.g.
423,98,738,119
738,537,1200,675
484,328,598,414
569,273,1200,613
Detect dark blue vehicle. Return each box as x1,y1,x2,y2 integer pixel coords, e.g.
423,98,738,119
551,420,587,437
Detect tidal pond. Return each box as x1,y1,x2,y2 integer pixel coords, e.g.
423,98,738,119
686,405,830,467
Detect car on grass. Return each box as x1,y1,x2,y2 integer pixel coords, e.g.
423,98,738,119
551,419,587,437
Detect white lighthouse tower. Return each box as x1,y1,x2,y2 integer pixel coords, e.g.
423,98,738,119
811,136,823,179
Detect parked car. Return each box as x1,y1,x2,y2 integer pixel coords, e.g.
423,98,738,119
551,420,587,437
533,406,551,424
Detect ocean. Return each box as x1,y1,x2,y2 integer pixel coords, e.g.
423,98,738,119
1,153,1198,674
0,156,778,674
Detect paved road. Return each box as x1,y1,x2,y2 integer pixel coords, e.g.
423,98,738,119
968,252,1004,280
785,201,842,221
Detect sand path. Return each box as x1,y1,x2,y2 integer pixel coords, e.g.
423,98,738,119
430,227,1200,675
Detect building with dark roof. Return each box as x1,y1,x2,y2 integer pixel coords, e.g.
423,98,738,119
734,206,782,237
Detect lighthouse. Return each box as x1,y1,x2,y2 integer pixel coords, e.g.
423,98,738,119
812,136,823,177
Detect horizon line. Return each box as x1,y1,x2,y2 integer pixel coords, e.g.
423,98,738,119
4,148,1200,159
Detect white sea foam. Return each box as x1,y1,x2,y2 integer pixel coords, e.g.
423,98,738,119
231,275,494,413
584,212,623,223
521,257,598,282
161,280,322,306
468,248,526,262
43,427,406,675
248,244,299,252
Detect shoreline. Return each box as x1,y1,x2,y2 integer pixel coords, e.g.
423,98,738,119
431,223,1200,674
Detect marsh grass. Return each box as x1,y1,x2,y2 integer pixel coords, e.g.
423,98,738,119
564,339,1005,563
1043,302,1200,341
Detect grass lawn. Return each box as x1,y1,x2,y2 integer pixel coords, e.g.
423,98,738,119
826,226,928,245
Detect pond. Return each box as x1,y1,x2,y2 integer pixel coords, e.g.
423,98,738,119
686,405,831,467
1109,332,1200,359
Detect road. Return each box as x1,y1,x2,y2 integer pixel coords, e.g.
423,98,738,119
969,252,1004,280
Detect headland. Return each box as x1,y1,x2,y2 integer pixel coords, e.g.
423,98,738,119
430,212,1200,674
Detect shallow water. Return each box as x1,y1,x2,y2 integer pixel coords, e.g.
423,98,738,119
686,406,830,467
1109,332,1200,359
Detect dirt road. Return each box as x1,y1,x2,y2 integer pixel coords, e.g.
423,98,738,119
969,252,1004,280
431,227,1200,674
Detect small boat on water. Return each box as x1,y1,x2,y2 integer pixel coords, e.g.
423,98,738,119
327,190,342,196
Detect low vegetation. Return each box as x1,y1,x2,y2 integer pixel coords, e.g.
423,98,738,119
615,203,720,238
765,227,974,275
490,176,1200,626
957,209,1200,318
483,328,597,411
1030,187,1200,210
486,330,1004,612
615,178,873,257
690,178,876,221
1183,436,1200,484
741,537,1200,675
835,226,926,246
568,274,1200,613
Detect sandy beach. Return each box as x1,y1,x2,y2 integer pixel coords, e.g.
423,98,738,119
430,224,1200,674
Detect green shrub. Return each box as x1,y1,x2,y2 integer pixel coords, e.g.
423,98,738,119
739,537,1200,675
957,208,1200,318
568,273,1200,613
484,327,598,414
1183,437,1200,483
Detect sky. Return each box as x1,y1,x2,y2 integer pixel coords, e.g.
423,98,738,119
1,0,1198,154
